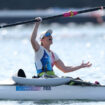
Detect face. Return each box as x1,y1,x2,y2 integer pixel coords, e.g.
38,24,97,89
41,35,53,46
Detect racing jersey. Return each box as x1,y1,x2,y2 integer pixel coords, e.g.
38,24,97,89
35,46,59,75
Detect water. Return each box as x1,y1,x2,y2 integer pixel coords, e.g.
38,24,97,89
0,22,105,104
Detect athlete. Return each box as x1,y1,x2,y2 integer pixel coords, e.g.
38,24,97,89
31,17,92,77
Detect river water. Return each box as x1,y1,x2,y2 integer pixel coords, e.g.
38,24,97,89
0,22,105,104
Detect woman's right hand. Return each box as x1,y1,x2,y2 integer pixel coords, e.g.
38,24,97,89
35,17,42,24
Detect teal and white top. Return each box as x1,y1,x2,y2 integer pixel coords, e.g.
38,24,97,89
35,46,59,75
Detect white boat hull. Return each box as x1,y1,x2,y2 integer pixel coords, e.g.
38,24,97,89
0,85,105,100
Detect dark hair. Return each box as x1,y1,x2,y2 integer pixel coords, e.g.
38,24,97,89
41,37,44,46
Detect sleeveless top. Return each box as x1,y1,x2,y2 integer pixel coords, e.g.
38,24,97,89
35,46,59,75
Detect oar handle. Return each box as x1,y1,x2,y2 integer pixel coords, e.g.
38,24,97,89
0,6,104,28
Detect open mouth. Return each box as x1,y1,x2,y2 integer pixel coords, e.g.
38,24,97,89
49,38,52,41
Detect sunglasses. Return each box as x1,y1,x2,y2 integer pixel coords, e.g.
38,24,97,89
45,32,51,37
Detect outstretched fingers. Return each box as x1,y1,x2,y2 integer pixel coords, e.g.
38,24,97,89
86,62,92,67
81,61,92,68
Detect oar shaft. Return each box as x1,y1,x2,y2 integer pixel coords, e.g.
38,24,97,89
0,19,35,28
0,6,104,28
63,6,105,17
78,6,105,14
0,14,63,28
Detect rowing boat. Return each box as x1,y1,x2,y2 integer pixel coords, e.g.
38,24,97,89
0,78,105,100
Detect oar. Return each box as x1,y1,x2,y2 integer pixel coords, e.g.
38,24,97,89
0,6,104,28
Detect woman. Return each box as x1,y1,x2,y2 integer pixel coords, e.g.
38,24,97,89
31,17,92,77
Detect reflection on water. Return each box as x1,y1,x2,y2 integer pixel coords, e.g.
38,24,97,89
0,100,105,105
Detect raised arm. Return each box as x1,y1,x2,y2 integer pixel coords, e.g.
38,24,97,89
31,17,42,52
54,59,92,73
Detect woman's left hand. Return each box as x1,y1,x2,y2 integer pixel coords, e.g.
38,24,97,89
80,61,92,68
